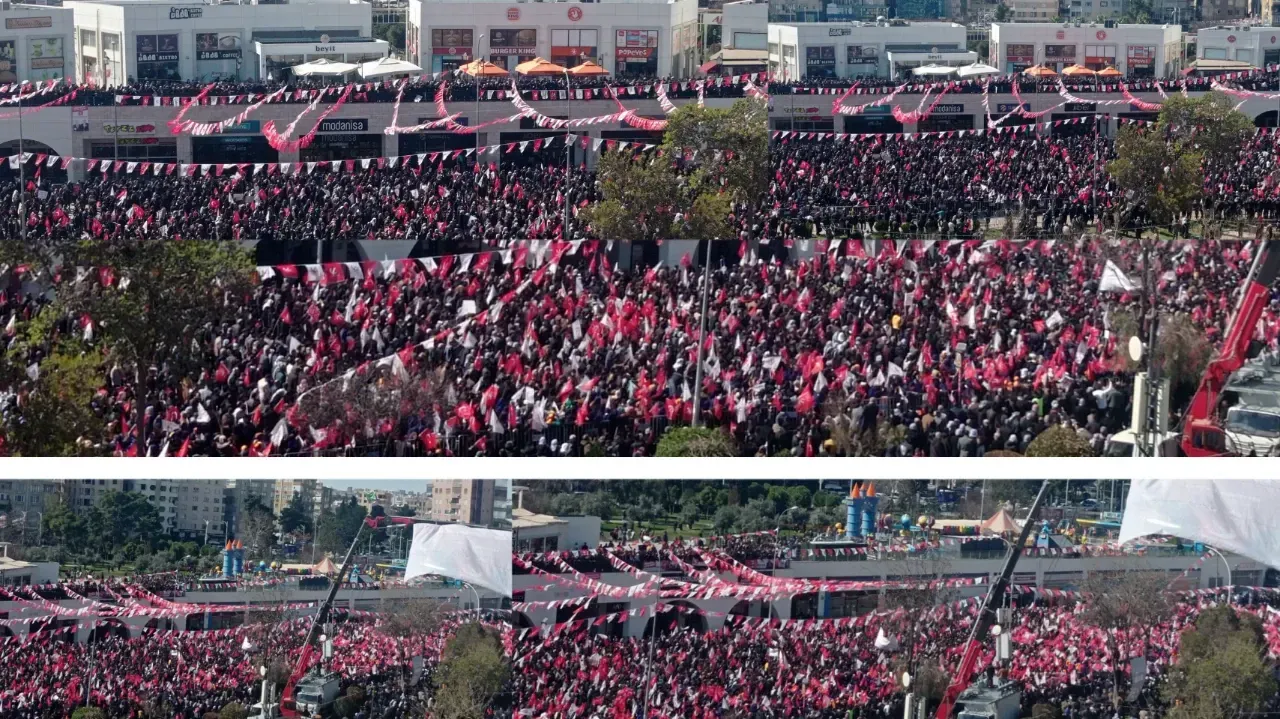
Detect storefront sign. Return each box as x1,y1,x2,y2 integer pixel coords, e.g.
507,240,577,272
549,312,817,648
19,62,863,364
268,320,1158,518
222,120,261,133
137,34,179,63
104,123,157,134
783,106,820,114
931,104,964,114
567,6,583,21
616,29,658,60
847,46,878,65
5,17,52,29
197,32,241,60
805,45,836,68
1005,44,1034,64
169,6,203,19
490,28,536,55
319,118,368,132
1045,44,1076,60
996,103,1030,113
1064,102,1095,112
1126,44,1154,68
1,40,19,83
506,7,520,21
551,45,595,58
313,44,337,53
829,27,852,36
616,47,654,59
28,37,62,81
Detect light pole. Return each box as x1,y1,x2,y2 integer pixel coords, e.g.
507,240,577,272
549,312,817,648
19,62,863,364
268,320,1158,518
1205,546,1232,589
690,238,713,427
563,62,573,241
461,581,481,620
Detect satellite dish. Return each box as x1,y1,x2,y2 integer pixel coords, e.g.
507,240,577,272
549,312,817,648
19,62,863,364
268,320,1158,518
990,624,1003,636
1128,336,1144,363
902,672,912,688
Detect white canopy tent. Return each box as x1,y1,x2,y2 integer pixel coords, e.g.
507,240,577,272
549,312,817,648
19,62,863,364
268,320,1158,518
912,64,959,77
359,56,422,79
957,62,1000,77
292,58,358,77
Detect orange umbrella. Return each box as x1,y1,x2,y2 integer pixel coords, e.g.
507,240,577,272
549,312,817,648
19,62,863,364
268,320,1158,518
515,57,567,75
1061,64,1096,76
1022,65,1057,77
568,60,609,76
458,59,508,77
1096,66,1122,77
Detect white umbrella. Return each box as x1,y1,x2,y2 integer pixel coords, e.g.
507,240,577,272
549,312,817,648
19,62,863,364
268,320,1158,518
957,62,1001,78
292,58,358,77
359,56,422,79
912,64,958,77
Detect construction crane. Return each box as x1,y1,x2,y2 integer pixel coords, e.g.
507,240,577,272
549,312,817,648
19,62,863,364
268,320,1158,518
934,481,1053,719
279,515,384,718
1181,240,1280,456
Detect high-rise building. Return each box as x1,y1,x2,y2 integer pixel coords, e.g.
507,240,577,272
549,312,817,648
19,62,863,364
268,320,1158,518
493,480,513,530
430,480,495,526
271,480,333,521
58,480,230,539
227,480,275,537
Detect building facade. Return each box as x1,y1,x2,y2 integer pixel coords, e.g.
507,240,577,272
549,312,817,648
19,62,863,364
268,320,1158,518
768,21,971,80
1008,0,1059,22
1198,25,1280,68
63,0,377,85
430,480,495,526
990,22,1182,76
0,4,75,85
407,0,702,77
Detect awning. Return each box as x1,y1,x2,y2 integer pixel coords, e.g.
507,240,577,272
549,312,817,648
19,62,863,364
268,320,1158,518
698,59,720,73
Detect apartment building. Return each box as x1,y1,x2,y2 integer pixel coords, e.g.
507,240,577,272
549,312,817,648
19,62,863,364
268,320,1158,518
271,480,334,520
57,480,229,538
430,480,495,526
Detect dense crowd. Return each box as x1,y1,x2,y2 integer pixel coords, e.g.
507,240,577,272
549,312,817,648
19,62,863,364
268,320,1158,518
768,70,1280,95
0,608,459,719
510,592,1280,719
770,131,1280,239
4,238,1276,458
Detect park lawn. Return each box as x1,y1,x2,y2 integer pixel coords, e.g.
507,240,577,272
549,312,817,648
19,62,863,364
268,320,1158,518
599,515,718,540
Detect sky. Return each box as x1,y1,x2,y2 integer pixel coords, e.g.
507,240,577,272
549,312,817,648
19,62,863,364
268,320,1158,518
321,480,430,492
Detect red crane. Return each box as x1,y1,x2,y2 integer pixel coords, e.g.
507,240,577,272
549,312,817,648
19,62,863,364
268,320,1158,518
1181,240,1280,456
280,515,387,718
934,481,1052,719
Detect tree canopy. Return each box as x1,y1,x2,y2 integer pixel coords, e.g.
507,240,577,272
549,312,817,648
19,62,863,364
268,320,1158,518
433,624,511,719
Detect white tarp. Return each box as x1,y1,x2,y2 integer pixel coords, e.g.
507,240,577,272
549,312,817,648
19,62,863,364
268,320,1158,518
1119,479,1280,571
406,523,512,597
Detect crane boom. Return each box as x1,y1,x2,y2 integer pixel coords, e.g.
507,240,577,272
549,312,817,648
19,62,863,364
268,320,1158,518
280,517,376,718
1182,240,1280,456
934,481,1053,719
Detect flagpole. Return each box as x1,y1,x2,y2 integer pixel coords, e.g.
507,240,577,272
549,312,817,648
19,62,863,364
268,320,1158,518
691,238,712,427
17,93,25,245
564,65,572,242
641,597,657,719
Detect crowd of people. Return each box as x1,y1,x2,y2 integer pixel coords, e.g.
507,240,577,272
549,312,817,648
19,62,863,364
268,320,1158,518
0,154,604,244
768,70,1276,95
770,130,1280,239
0,582,469,719
4,238,1274,458
510,591,1280,719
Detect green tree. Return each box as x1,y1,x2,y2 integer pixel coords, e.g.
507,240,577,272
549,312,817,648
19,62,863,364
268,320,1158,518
787,485,813,510
810,506,840,531
549,493,583,517
581,99,765,243
372,23,405,53
34,240,254,450
433,624,511,719
1110,310,1211,409
1164,606,1277,719
71,709,107,719
279,494,312,535
85,490,163,557
217,702,249,719
678,503,702,530
1120,0,1152,23
994,3,1009,20
1080,571,1175,707
1108,94,1252,234
712,505,741,534
1026,426,1095,457
240,497,277,556
655,427,737,457
579,491,615,521
42,496,87,553
0,342,104,456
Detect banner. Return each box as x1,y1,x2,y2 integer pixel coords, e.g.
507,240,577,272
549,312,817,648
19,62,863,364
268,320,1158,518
407,523,513,597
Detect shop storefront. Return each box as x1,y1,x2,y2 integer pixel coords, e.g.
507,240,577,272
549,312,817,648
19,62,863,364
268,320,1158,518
846,46,878,77
136,33,180,80
1044,43,1076,72
551,28,597,68
1084,43,1117,71
488,28,537,71
0,41,16,84
86,137,178,161
399,119,474,154
917,104,973,132
429,28,473,73
191,121,277,163
1052,103,1101,137
804,45,836,78
1004,43,1034,74
1126,45,1155,78
196,31,242,81
298,118,382,161
844,108,901,134
615,29,658,75
985,102,1038,128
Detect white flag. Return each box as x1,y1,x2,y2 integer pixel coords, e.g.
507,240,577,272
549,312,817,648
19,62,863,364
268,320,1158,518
1098,260,1137,293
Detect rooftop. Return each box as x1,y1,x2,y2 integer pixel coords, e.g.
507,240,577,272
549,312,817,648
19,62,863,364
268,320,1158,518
513,507,569,530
